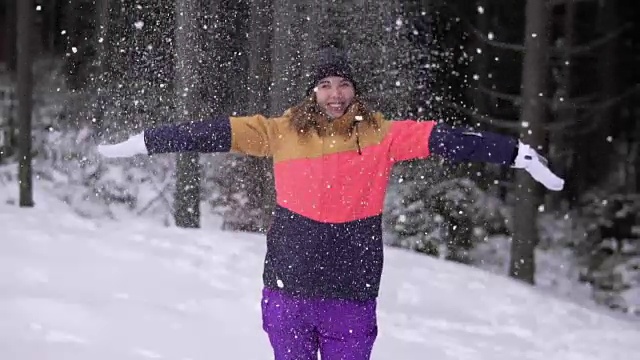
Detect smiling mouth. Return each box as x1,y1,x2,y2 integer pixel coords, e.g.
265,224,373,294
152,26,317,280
327,103,344,111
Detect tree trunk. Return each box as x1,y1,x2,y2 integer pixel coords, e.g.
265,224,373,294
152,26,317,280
173,0,201,228
596,0,620,189
92,0,110,135
246,0,275,232
17,0,33,207
63,0,83,90
4,0,17,160
508,0,550,284
270,0,302,114
550,0,576,210
248,0,272,115
6,0,17,72
41,0,58,53
471,0,494,192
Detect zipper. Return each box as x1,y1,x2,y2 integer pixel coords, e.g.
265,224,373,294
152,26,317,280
353,115,363,155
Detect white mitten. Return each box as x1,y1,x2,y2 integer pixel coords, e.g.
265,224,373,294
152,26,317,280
512,141,564,191
97,132,148,158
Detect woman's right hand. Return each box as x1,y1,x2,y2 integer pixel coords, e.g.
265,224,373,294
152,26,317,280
97,132,148,158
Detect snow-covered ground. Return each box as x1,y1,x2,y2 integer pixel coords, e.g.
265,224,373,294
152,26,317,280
1,182,640,360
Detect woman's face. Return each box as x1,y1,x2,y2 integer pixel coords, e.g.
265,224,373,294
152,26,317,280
314,76,356,119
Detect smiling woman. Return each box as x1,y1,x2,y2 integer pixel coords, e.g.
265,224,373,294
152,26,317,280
95,43,564,360
315,76,356,119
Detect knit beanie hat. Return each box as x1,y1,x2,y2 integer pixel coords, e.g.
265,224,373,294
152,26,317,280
306,44,358,95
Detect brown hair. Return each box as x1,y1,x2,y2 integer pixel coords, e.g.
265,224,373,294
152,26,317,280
288,95,378,136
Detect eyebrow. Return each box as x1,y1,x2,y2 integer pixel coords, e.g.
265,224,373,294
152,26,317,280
318,79,352,85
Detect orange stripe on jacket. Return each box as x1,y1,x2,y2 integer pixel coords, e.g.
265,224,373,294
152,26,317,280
274,138,393,223
270,119,437,223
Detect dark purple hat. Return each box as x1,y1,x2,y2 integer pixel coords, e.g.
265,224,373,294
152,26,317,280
306,44,358,95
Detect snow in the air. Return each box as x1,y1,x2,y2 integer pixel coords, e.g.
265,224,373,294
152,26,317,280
1,182,639,360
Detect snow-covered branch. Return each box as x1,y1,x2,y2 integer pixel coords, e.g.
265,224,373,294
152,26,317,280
477,86,522,105
561,23,632,55
476,86,603,111
467,26,525,52
547,0,595,7
455,3,630,57
442,99,521,130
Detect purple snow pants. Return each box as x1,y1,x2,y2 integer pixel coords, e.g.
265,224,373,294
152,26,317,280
261,287,378,360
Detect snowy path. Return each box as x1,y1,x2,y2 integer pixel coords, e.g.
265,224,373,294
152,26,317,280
1,189,639,360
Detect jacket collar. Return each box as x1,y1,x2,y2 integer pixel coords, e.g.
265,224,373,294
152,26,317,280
281,103,363,138
315,106,360,137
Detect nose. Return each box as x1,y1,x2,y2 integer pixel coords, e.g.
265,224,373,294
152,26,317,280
328,86,342,99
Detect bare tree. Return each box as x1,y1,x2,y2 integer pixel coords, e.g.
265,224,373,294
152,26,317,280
245,0,275,232
269,0,303,114
446,0,631,139
248,0,272,116
173,0,201,228
508,0,550,284
5,0,17,73
91,0,110,135
595,0,620,188
40,0,59,53
17,0,33,207
467,0,496,193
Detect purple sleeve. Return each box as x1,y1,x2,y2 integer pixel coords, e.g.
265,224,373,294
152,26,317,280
143,116,232,155
428,124,518,165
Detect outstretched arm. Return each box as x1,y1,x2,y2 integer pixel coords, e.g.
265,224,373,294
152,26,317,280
144,117,232,154
97,115,273,158
387,120,564,191
428,123,564,191
428,123,517,165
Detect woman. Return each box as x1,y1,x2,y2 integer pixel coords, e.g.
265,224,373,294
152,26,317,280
97,46,564,360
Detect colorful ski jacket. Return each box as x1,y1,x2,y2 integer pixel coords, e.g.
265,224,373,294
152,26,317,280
143,110,517,301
